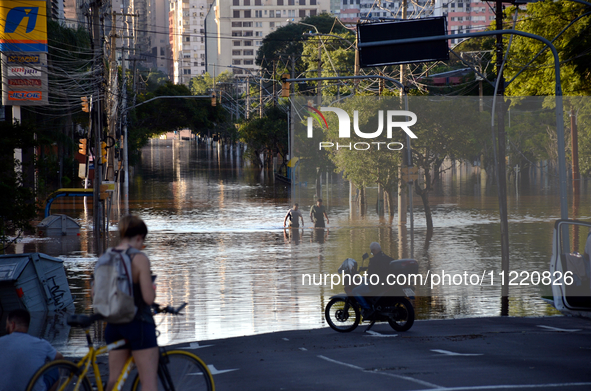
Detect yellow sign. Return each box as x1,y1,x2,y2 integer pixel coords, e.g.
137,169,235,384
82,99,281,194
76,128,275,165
0,1,48,52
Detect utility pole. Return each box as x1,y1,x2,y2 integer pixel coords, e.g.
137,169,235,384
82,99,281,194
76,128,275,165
495,0,510,315
317,37,322,106
398,0,408,227
107,11,119,182
91,0,104,255
259,75,263,117
290,55,295,162
245,76,250,119
272,60,277,107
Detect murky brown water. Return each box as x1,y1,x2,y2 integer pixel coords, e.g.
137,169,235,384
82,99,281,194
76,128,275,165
10,139,589,355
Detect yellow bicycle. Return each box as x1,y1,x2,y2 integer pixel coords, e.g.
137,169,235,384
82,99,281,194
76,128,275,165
26,303,214,391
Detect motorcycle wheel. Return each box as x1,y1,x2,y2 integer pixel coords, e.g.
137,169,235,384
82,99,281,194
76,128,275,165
387,297,415,332
325,297,360,332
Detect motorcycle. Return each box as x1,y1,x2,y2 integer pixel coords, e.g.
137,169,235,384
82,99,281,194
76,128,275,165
324,253,418,333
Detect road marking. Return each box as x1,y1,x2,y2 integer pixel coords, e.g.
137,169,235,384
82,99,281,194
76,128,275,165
537,325,581,332
299,347,307,351
406,382,591,390
317,355,443,389
178,342,214,349
431,349,483,356
365,330,399,337
207,365,239,375
282,338,289,341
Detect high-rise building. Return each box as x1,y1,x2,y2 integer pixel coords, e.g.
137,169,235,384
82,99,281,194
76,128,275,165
445,1,497,45
170,0,209,85
148,0,170,73
206,0,325,79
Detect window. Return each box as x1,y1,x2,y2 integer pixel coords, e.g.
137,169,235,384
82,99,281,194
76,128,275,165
310,9,317,16
255,0,261,4
255,31,263,36
288,10,295,17
299,10,305,17
300,0,306,4
264,10,268,15
244,59,254,65
244,31,253,36
245,10,251,17
255,21,263,27
185,36,190,42
160,47,164,55
201,62,205,66
255,10,262,17
233,10,240,18
278,0,284,4
270,22,275,27
244,0,250,4
233,40,241,46
288,0,294,4
194,62,198,66
244,40,252,46
232,22,242,27
233,0,239,5
232,31,243,36
233,50,242,55
275,10,281,17
183,69,191,74
244,50,254,55
255,40,262,46
310,0,316,4
233,59,242,65
243,22,253,27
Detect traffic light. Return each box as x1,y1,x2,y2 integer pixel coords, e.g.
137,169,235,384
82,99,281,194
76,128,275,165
101,141,107,164
78,138,87,155
281,74,290,97
81,96,90,112
211,92,216,106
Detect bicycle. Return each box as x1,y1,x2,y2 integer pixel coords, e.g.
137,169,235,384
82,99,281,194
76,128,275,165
26,303,215,391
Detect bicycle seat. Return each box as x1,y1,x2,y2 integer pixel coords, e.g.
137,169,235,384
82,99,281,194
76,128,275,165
67,314,103,328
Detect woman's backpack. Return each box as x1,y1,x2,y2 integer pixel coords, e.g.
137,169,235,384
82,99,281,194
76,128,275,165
92,247,139,323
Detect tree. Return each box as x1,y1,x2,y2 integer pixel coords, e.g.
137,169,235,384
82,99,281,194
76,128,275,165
411,97,489,230
238,106,288,167
256,14,349,77
0,122,40,251
189,71,235,95
504,2,591,96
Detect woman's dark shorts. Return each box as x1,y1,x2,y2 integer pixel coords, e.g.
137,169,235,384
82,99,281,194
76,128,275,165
105,318,158,351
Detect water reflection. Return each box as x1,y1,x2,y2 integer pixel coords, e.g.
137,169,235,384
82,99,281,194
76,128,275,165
8,139,582,354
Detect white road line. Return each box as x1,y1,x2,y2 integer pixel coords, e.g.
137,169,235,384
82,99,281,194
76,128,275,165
282,338,290,341
299,347,307,351
406,382,591,391
431,349,483,356
317,355,443,389
177,342,214,349
537,325,582,332
207,364,239,375
364,330,399,337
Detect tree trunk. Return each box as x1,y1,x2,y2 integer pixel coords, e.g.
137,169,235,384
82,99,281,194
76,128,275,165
384,187,395,217
358,186,366,215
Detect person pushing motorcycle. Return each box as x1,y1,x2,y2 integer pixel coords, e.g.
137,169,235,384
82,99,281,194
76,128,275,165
351,242,393,318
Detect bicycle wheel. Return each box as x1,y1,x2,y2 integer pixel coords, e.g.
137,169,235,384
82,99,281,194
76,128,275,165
26,360,92,391
131,350,214,391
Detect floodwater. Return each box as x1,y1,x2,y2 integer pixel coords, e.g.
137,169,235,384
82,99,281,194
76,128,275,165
8,139,589,355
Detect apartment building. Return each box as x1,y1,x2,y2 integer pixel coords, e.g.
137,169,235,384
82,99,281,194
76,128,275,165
170,0,209,85
444,0,497,45
339,0,443,24
207,0,325,78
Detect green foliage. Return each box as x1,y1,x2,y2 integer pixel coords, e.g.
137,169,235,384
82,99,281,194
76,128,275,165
129,82,223,164
143,70,170,93
238,106,288,166
505,2,591,96
0,122,40,250
256,14,349,77
301,32,356,96
189,71,235,95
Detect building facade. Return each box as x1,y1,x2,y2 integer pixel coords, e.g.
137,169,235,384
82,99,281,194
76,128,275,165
170,0,209,85
207,0,325,78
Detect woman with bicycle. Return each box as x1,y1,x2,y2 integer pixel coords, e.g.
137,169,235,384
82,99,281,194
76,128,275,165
104,215,158,391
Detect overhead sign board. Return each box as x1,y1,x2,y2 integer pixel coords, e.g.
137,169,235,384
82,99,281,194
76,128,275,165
357,17,449,67
2,51,49,105
0,1,48,52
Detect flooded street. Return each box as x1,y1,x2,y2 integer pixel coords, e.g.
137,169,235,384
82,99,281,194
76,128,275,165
9,139,590,355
